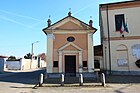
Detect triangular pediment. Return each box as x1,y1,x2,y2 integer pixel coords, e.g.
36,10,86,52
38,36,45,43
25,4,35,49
59,42,82,51
63,45,79,51
56,21,85,30
43,15,97,31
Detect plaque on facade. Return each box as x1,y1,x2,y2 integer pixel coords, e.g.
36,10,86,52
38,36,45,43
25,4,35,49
132,44,140,59
117,59,128,66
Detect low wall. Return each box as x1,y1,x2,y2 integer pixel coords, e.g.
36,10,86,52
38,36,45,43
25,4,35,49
21,59,31,70
39,60,46,68
6,59,46,70
0,58,5,71
6,61,21,70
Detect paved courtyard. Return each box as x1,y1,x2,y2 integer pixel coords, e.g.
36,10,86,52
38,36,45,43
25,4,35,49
0,69,140,93
0,81,140,93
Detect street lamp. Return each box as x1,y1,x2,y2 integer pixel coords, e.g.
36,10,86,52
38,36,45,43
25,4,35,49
31,41,39,58
30,41,39,69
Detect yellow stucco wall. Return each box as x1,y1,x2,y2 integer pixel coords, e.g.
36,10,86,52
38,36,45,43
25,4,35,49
53,34,88,73
53,34,88,61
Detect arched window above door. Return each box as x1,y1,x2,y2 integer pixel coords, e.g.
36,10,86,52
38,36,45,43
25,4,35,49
116,44,128,67
116,44,128,51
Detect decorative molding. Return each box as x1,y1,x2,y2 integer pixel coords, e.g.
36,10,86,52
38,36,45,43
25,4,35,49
47,33,55,39
58,42,83,51
53,31,87,34
61,50,82,53
101,1,140,11
58,51,62,55
116,49,128,51
104,36,140,41
44,29,96,34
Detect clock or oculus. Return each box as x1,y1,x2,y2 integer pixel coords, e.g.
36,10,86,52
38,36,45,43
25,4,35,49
67,36,75,42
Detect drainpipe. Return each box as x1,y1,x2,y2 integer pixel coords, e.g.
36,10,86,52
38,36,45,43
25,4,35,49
99,5,106,73
106,5,112,74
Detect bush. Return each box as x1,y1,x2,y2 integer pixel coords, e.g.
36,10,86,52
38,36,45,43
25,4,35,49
135,59,140,68
24,53,32,59
6,56,20,61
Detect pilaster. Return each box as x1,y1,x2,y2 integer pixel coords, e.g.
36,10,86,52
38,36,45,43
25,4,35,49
47,33,54,73
88,33,94,72
59,51,62,73
79,51,83,73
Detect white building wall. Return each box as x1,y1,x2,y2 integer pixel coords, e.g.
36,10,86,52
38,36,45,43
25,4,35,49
100,4,140,74
101,7,140,38
110,40,140,71
7,61,21,70
5,58,46,70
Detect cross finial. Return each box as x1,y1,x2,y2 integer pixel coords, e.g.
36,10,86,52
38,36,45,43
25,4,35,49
89,16,93,27
90,16,92,19
69,8,71,12
47,15,51,27
68,8,72,16
49,15,51,19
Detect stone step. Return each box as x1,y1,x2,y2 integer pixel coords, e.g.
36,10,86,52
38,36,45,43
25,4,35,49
45,77,98,84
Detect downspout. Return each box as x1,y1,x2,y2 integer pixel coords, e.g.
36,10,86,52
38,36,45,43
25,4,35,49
106,5,112,74
99,5,106,72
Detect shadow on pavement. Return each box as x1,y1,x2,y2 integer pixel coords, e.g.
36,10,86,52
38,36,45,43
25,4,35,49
106,75,140,84
0,71,14,74
0,69,46,85
1,70,140,86
10,86,33,89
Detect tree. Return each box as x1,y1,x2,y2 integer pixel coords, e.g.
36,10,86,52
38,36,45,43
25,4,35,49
24,53,32,59
7,56,18,61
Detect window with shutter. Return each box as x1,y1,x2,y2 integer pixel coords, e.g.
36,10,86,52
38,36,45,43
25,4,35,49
115,14,125,31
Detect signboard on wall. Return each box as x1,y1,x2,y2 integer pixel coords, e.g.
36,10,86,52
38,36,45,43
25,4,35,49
132,44,140,59
117,59,128,66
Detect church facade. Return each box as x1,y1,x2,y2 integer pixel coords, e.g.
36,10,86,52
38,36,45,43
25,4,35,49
100,1,140,75
43,12,97,77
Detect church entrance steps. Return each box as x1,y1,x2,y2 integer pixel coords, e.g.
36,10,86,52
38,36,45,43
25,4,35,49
44,77,99,84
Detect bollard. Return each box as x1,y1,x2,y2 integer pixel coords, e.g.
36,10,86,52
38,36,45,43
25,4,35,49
61,74,64,86
96,71,99,80
39,73,44,87
94,69,100,81
101,73,106,87
79,74,83,86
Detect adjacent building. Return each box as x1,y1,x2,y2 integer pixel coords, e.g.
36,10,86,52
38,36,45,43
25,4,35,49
100,1,140,75
0,56,8,71
43,12,97,77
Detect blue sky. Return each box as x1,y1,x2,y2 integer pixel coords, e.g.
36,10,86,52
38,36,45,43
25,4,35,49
0,0,130,57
